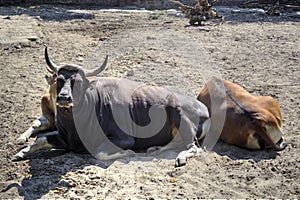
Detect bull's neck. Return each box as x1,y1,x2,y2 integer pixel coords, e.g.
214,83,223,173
57,107,74,119
72,91,97,118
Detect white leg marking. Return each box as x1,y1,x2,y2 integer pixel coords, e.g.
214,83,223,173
17,126,35,145
13,136,54,161
175,143,203,167
17,116,51,145
95,150,135,161
148,134,184,156
146,146,163,153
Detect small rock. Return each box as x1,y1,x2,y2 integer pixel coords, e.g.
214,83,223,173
164,20,173,24
167,9,178,15
127,69,134,76
146,36,156,40
3,16,11,20
246,175,255,181
77,57,84,62
34,16,42,21
27,36,38,42
99,37,108,41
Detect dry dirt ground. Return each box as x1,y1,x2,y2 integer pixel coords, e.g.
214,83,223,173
0,5,299,199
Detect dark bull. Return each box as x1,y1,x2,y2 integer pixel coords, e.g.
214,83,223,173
13,47,211,167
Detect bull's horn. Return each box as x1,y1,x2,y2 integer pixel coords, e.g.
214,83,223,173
45,66,55,74
85,55,108,77
45,46,58,73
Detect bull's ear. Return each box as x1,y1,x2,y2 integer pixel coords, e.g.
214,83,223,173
45,75,51,84
85,55,108,77
252,112,265,121
45,46,58,73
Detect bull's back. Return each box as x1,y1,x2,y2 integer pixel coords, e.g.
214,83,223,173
197,78,283,147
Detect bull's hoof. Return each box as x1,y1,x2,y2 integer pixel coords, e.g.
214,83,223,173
12,153,25,162
12,149,28,161
16,137,27,145
175,157,187,168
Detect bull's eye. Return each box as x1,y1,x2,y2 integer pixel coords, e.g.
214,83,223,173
56,77,65,90
254,133,266,149
262,126,267,132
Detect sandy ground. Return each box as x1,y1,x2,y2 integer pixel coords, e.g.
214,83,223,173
0,5,299,199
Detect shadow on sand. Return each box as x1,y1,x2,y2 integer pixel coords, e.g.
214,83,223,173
2,140,281,199
3,148,179,199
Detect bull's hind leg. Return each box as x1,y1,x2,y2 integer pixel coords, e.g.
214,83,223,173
146,130,184,155
96,150,135,161
13,131,67,161
94,137,136,161
16,116,54,145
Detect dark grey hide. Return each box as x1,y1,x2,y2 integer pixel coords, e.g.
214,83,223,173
13,47,210,167
64,75,208,152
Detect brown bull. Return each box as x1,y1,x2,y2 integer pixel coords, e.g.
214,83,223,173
16,73,57,144
197,77,287,150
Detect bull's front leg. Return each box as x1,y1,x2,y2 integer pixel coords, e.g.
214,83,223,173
16,116,54,145
13,131,66,161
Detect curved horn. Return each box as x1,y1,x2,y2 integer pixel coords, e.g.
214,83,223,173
46,65,55,74
85,55,108,77
45,46,58,73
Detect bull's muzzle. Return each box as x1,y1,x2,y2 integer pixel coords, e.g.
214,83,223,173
275,137,288,151
263,136,288,151
57,94,73,108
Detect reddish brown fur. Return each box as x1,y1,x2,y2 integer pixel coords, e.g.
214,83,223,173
16,74,57,144
197,78,284,150
41,74,57,129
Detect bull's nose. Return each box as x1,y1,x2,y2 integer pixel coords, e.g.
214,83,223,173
275,137,288,151
57,95,72,103
277,140,288,150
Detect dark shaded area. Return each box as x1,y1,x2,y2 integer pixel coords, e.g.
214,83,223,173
215,6,300,23
0,4,299,23
0,0,117,6
212,141,279,162
0,4,95,21
2,150,180,199
2,153,107,200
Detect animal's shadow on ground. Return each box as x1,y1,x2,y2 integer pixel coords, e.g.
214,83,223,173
3,149,179,199
212,141,279,162
3,141,280,199
3,153,110,199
